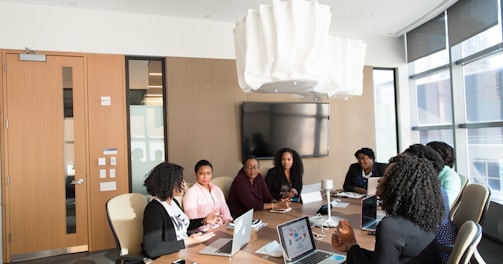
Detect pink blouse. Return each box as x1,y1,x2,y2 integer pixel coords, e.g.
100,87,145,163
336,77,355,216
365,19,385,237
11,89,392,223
182,182,233,230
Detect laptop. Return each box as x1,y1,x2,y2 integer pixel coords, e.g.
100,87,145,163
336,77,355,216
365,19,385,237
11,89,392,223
360,195,380,231
199,208,253,257
366,177,381,196
277,216,346,264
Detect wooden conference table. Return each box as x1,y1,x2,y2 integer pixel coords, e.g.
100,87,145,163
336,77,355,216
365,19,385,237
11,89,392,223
153,196,375,264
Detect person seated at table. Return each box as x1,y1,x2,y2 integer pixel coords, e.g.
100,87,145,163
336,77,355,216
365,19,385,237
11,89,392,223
265,147,304,200
332,154,444,264
142,162,219,259
402,143,457,263
343,147,386,194
426,141,462,207
227,155,290,218
183,159,233,231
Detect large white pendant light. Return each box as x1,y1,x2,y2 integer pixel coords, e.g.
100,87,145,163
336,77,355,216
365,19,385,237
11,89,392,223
234,0,367,99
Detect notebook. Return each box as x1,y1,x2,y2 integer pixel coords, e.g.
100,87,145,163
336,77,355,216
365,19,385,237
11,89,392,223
360,195,380,231
277,216,346,264
366,177,381,196
199,208,253,257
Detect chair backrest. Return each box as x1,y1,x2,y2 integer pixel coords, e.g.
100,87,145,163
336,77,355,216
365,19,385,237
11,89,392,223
450,174,469,216
212,176,234,199
447,221,482,264
106,193,148,256
451,183,490,229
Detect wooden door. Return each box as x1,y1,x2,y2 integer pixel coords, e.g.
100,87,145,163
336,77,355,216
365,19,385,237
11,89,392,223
3,52,88,260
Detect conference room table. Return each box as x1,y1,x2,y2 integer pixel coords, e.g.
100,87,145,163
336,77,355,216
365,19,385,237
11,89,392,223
152,195,376,264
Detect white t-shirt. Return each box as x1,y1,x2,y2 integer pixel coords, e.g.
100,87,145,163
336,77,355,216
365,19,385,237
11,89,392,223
155,198,189,240
362,169,373,179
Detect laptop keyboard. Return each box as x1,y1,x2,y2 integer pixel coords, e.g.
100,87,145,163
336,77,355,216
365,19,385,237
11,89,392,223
298,251,332,264
216,240,233,253
367,222,378,230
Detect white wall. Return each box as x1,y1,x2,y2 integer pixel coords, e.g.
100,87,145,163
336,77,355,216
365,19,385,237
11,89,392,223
0,1,406,67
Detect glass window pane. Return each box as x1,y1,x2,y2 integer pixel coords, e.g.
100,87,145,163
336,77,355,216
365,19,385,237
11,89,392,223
127,58,166,194
461,25,502,58
463,52,503,122
467,127,503,203
373,69,397,161
411,49,449,73
418,129,454,146
415,70,452,125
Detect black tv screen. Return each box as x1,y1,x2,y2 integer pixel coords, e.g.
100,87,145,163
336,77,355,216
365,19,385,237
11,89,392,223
242,102,330,159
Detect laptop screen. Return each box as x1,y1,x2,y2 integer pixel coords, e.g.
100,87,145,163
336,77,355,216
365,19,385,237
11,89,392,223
361,195,377,229
277,216,316,262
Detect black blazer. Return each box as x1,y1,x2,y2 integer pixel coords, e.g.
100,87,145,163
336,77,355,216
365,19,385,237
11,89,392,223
343,162,386,192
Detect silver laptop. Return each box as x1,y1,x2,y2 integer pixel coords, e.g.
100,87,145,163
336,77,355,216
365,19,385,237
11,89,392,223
360,195,380,231
199,208,253,257
367,177,380,196
277,216,346,264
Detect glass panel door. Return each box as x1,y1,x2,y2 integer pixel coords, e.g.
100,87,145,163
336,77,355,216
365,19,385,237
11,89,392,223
126,57,166,194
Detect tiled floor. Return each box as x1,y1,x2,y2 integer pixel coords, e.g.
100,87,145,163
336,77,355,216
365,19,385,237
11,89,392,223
10,236,503,264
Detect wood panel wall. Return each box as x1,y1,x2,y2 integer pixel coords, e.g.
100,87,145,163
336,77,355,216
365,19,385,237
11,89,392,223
166,57,376,189
86,54,129,251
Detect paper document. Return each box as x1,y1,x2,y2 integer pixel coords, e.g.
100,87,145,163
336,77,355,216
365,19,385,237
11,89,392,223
255,240,283,257
335,192,365,199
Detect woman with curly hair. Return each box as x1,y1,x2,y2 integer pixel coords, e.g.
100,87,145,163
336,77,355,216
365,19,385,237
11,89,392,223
332,154,444,263
142,162,218,259
265,147,304,200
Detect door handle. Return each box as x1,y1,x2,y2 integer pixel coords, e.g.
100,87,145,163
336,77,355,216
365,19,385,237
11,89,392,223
71,178,84,185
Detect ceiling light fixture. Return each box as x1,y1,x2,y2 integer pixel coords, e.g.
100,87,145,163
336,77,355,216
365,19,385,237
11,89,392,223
233,0,366,99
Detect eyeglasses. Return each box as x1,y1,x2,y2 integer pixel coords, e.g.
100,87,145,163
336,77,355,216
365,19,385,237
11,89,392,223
245,166,259,171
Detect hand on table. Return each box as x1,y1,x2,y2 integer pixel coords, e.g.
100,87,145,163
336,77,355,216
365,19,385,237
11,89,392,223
185,231,216,246
353,187,367,194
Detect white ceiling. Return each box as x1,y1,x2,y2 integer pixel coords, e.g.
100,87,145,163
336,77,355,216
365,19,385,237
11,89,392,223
1,0,458,37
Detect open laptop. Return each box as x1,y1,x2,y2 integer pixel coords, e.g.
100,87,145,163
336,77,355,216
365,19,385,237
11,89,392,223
199,208,253,257
366,177,381,196
277,216,346,264
360,195,380,231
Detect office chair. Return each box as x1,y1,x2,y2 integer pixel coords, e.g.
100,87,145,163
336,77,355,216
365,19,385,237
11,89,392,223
106,193,153,264
442,183,490,264
212,176,234,199
449,174,468,215
445,221,483,264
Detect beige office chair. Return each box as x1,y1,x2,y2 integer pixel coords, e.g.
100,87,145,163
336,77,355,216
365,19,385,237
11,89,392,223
106,193,153,264
449,174,469,215
212,176,234,199
444,183,490,264
446,221,483,264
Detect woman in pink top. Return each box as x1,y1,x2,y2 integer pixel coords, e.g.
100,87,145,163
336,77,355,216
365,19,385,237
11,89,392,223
183,160,233,231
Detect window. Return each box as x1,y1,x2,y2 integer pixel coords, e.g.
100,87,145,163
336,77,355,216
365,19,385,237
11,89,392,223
407,0,503,204
373,68,398,161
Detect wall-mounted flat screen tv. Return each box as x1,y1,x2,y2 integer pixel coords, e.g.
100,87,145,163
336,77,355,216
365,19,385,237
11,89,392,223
242,101,330,159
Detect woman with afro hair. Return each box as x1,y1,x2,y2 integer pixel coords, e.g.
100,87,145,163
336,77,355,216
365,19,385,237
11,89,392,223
332,154,444,264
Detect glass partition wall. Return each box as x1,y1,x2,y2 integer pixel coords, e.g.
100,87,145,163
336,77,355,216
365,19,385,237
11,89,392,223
126,57,167,194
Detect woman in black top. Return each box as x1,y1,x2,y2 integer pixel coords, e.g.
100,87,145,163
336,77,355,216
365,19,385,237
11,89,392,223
265,148,304,200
